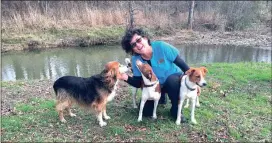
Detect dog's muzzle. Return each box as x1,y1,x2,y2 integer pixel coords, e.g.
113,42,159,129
119,65,129,73
197,82,207,87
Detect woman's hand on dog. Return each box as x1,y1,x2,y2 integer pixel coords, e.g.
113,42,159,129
119,73,129,81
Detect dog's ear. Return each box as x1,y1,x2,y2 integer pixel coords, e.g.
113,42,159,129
185,68,195,76
200,67,208,76
103,68,116,79
111,68,118,78
110,69,115,77
148,71,152,81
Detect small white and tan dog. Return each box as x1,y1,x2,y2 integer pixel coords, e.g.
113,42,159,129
176,67,208,125
135,59,161,122
125,58,139,108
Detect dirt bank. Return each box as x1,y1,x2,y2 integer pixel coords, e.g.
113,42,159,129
157,29,271,50
2,27,271,53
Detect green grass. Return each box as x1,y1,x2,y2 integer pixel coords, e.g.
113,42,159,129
2,26,126,50
1,62,271,142
2,25,178,52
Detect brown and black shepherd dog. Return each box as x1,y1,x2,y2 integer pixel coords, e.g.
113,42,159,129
53,61,128,127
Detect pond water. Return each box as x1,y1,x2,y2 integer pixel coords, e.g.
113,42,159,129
2,44,271,81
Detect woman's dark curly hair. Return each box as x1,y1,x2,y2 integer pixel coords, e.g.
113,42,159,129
121,28,151,55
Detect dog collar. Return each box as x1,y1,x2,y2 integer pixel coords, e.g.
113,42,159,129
144,80,158,87
185,77,196,91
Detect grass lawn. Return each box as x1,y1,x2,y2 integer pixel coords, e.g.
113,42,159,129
1,62,271,142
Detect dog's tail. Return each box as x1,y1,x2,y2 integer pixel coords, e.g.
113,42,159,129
125,58,131,68
53,81,69,101
125,58,133,73
53,82,58,96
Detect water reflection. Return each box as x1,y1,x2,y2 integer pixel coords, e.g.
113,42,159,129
2,46,128,81
1,44,271,81
180,45,271,64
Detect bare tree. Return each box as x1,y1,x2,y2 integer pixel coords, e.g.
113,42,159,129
187,0,195,30
128,1,135,29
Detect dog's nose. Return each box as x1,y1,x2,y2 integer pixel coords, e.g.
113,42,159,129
203,83,207,86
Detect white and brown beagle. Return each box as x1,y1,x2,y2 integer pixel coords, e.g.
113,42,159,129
135,59,161,122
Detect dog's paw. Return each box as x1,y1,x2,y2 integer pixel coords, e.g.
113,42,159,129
184,104,189,108
99,121,107,127
195,104,200,107
175,120,181,125
104,115,111,120
60,118,67,123
137,117,142,122
191,119,197,124
69,113,77,117
152,115,157,120
133,105,138,109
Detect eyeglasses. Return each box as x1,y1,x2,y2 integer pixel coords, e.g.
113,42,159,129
130,37,142,48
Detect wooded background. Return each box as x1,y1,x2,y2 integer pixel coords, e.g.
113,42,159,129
1,1,271,32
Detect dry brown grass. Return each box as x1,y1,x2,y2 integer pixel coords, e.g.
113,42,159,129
2,6,128,32
1,4,228,33
2,1,270,34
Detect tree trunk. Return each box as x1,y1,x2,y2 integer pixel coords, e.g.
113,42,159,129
128,1,134,29
187,1,195,30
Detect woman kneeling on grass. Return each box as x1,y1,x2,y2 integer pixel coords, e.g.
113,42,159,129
119,27,189,122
